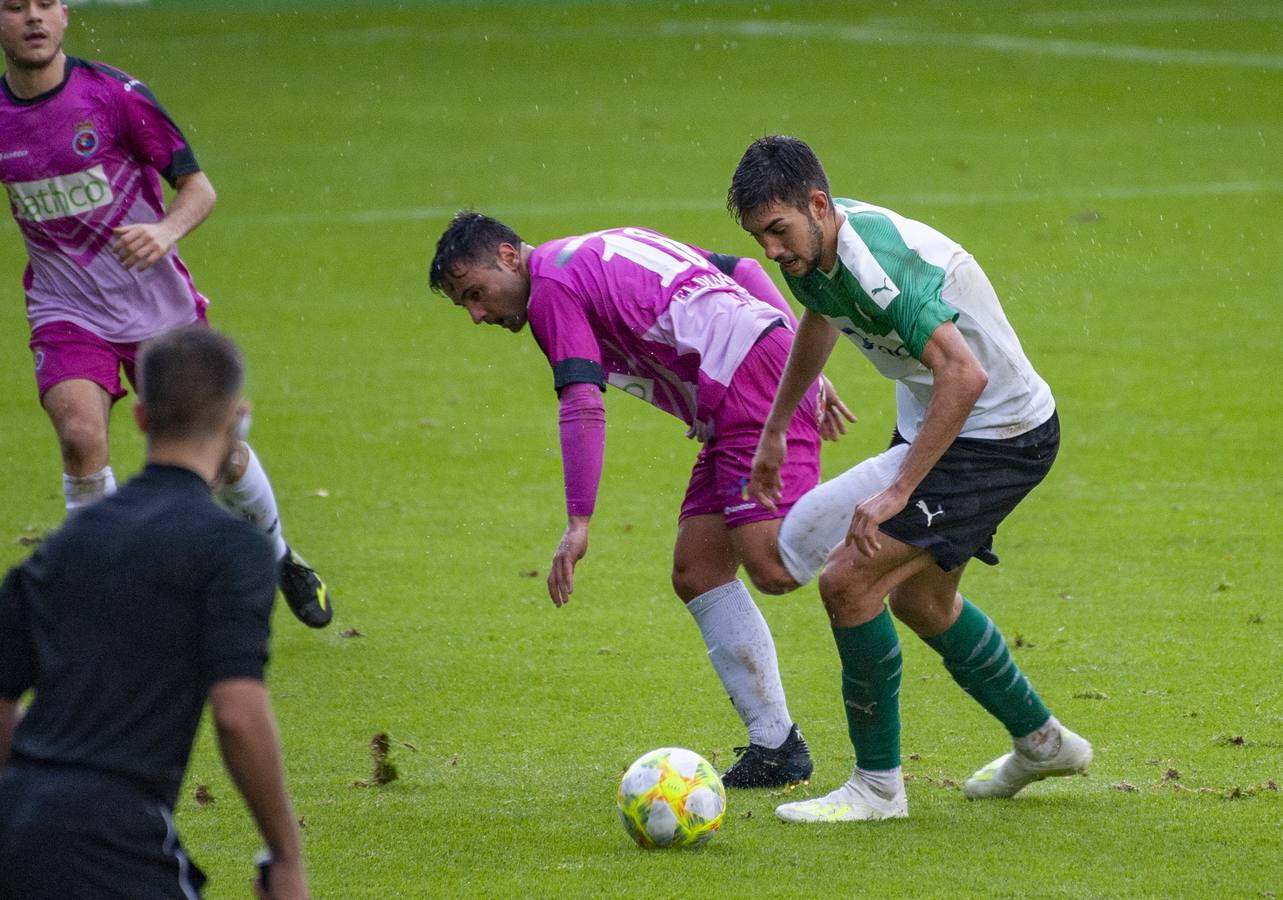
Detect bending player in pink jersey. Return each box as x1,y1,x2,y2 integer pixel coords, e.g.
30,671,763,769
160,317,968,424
0,0,331,628
430,213,857,787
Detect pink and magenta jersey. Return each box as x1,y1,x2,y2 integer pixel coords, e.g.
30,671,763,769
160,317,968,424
0,57,207,343
528,227,790,433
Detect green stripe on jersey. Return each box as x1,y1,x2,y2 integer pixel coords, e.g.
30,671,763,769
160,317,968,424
785,199,959,360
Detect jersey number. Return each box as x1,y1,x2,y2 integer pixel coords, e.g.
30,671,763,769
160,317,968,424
600,228,706,287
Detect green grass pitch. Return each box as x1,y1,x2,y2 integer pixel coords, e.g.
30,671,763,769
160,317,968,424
1,1,1280,896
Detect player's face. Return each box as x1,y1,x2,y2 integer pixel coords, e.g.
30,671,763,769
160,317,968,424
740,196,828,278
0,0,67,71
444,244,530,333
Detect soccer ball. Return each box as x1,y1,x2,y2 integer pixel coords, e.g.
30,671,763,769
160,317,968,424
616,747,726,849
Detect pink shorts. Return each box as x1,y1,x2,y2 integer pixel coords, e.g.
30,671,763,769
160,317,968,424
29,309,207,401
680,326,822,529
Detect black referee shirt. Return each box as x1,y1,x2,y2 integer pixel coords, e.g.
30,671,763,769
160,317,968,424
0,464,276,807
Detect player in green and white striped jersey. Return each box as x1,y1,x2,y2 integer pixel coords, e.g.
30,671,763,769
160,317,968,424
729,135,1092,823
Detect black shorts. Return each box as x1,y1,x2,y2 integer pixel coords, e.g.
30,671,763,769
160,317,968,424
879,412,1059,571
0,762,206,900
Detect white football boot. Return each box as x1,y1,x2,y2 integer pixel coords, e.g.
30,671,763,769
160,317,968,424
964,724,1093,800
775,770,908,823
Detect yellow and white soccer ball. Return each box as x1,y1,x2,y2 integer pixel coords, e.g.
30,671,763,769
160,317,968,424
616,747,726,849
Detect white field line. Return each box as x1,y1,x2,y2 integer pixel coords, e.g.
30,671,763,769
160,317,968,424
137,16,1283,71
1021,4,1283,27
659,20,1283,72
222,180,1283,228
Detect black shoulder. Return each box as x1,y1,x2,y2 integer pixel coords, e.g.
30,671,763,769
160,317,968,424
81,59,200,185
80,58,150,95
704,252,741,277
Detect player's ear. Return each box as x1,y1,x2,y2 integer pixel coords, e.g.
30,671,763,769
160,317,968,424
809,189,830,220
497,242,520,270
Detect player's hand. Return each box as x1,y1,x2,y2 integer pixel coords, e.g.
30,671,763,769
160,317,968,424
846,485,910,557
686,419,712,443
110,222,177,272
817,376,857,442
254,856,308,900
748,431,788,514
548,517,590,607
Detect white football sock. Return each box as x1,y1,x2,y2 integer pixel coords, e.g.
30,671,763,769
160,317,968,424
686,579,792,748
854,766,904,799
1014,715,1061,761
215,443,288,560
64,466,116,510
777,443,910,584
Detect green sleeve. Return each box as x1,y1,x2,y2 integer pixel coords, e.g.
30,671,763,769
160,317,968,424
887,293,959,359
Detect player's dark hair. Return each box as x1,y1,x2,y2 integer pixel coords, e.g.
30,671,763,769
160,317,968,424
727,135,832,224
428,211,524,293
137,326,244,441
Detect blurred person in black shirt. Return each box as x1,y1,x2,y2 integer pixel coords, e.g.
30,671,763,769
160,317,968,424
0,326,307,899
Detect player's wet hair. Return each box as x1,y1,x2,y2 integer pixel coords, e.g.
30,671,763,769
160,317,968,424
727,135,832,224
429,211,524,293
138,326,244,441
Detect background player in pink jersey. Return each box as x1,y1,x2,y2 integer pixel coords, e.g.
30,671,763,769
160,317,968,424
0,0,332,628
430,212,856,787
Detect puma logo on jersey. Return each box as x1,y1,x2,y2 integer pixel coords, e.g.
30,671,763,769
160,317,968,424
916,500,945,526
871,278,893,296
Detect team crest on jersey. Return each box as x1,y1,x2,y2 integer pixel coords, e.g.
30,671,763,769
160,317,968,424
72,121,100,158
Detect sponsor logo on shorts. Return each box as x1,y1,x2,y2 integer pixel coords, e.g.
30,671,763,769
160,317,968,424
916,500,945,526
72,120,99,157
725,502,757,514
0,149,29,161
4,165,113,223
33,350,45,372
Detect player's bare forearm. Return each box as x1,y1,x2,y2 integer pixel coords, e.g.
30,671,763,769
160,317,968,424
764,310,838,437
750,312,840,509
111,171,216,271
210,680,305,874
891,322,987,498
164,171,217,241
0,698,17,767
846,323,986,555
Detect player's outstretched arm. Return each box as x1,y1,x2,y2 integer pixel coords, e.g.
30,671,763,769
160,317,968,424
111,171,217,272
750,310,840,510
210,678,309,900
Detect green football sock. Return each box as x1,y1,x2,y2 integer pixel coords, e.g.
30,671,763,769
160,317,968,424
925,597,1051,738
832,607,902,770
